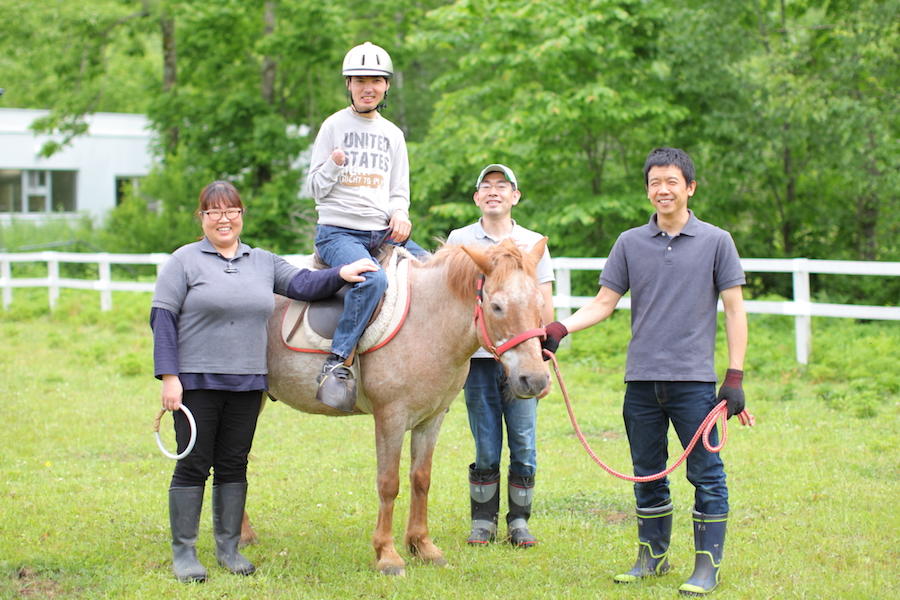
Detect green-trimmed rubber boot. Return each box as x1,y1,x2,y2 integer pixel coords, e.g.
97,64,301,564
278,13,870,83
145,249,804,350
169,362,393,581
169,486,208,583
613,502,673,583
212,483,256,576
466,465,500,545
679,511,727,596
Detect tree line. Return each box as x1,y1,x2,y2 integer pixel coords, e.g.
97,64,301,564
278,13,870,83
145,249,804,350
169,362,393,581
2,0,897,302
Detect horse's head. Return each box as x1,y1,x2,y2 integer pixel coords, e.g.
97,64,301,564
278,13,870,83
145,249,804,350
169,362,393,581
462,238,551,399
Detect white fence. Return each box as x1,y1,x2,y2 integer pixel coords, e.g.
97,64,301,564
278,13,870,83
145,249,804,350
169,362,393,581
2,251,898,364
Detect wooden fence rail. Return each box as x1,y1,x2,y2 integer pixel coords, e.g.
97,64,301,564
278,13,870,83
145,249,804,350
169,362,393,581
2,252,898,364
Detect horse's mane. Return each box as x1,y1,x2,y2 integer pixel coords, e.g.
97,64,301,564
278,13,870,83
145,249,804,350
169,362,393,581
420,241,539,303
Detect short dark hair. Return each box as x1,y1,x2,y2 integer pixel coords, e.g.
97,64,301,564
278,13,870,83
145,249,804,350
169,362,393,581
643,147,695,186
197,180,243,214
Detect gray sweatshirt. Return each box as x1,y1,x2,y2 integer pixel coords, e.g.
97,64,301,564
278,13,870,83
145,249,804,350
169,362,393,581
304,107,410,230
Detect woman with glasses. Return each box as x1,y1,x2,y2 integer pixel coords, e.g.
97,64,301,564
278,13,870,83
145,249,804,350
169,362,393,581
150,180,375,582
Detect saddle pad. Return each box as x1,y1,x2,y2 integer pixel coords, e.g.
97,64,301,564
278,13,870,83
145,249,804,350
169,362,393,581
281,248,412,355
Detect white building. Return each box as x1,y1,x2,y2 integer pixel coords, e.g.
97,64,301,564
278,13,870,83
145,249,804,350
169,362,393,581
0,108,154,225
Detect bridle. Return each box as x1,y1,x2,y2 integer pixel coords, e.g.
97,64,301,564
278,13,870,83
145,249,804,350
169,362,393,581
473,274,546,360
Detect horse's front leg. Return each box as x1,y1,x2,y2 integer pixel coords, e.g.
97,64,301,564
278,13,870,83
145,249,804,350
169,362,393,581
373,409,406,576
405,411,448,567
239,510,258,547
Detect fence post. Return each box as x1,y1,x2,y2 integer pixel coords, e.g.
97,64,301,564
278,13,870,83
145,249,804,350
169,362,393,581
1,258,10,309
47,252,59,311
793,258,811,364
99,255,112,311
553,266,572,348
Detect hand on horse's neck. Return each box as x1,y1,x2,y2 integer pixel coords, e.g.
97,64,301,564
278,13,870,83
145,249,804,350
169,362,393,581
481,216,514,239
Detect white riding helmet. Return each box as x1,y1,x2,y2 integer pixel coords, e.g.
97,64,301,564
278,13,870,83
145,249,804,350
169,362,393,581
342,42,393,78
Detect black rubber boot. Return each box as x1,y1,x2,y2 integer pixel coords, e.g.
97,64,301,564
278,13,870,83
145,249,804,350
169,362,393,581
212,483,256,576
466,465,500,545
506,473,537,547
613,502,673,583
679,511,728,596
169,486,207,583
316,353,357,412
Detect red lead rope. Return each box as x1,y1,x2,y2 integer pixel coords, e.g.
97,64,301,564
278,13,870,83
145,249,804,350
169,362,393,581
545,349,755,483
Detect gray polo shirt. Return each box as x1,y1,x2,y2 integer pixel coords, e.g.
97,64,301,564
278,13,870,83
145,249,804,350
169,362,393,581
152,238,300,375
447,219,554,359
601,211,745,382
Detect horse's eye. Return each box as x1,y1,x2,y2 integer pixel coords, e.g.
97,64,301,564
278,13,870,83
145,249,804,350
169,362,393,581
490,302,503,313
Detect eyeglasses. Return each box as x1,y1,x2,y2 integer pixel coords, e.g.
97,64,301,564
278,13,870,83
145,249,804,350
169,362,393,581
478,182,513,192
201,208,243,220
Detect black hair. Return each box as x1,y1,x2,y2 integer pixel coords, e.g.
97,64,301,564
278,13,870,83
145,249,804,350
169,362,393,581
643,147,695,186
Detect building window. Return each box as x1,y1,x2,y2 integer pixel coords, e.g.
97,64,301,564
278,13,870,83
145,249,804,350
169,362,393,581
0,170,22,212
52,171,77,212
0,169,77,213
115,176,141,206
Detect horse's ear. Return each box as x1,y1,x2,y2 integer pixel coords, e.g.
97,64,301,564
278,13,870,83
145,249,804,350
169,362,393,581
461,245,493,275
528,237,548,264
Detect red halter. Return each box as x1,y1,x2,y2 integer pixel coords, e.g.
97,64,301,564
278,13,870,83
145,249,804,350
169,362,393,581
473,275,546,360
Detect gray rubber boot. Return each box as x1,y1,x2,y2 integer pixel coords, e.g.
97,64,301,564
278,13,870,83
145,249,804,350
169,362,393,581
613,502,673,583
466,465,500,545
506,473,537,547
169,486,207,583
212,483,256,575
679,511,728,596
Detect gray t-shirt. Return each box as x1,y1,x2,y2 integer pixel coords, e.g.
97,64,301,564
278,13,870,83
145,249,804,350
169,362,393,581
303,107,410,231
601,211,745,382
151,238,299,375
447,219,554,359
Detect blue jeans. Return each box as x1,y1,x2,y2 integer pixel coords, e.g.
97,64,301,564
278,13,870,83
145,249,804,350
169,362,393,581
315,225,429,357
464,358,538,478
315,225,390,359
623,381,728,514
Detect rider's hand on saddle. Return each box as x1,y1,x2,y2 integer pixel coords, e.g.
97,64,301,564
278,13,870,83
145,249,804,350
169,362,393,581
388,211,411,243
716,368,745,419
541,321,569,359
339,258,379,283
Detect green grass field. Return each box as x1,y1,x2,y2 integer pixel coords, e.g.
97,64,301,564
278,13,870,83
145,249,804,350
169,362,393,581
1,290,897,599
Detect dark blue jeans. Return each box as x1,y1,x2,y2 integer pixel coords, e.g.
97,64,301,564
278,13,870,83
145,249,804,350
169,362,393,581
464,358,538,478
171,389,263,487
623,381,728,514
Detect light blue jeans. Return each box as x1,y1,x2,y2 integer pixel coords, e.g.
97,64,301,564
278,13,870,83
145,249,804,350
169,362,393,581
464,358,538,478
623,381,729,514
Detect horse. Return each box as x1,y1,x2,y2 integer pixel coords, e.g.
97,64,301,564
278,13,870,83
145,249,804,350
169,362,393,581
259,238,551,575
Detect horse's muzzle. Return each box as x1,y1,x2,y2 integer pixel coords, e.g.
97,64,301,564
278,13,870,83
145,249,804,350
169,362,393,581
510,371,551,399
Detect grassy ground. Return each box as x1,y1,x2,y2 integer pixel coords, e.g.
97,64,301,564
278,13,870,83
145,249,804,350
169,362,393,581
0,289,897,599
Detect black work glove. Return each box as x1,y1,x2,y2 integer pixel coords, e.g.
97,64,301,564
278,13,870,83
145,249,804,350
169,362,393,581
717,368,745,418
541,321,569,360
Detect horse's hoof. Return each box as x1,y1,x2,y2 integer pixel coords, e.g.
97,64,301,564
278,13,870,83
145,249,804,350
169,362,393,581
379,564,406,576
408,543,447,567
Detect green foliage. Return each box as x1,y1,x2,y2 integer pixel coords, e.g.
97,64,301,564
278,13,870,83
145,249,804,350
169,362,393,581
0,217,97,253
1,0,897,304
408,0,687,256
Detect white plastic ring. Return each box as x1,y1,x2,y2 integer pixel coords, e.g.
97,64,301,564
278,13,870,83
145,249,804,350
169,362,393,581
154,405,197,460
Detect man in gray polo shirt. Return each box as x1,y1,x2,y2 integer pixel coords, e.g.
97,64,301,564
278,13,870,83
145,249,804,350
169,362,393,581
542,148,748,596
447,164,554,548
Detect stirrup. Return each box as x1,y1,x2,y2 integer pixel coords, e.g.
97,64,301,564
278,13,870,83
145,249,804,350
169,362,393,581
316,358,357,412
